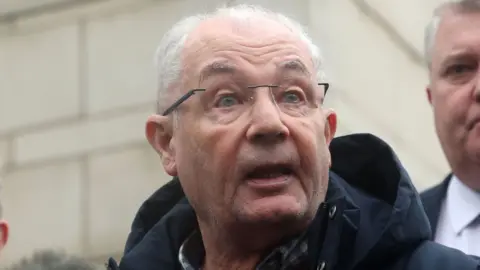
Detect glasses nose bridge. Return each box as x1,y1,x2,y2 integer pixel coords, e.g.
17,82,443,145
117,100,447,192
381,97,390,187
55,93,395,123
246,84,279,103
243,85,284,118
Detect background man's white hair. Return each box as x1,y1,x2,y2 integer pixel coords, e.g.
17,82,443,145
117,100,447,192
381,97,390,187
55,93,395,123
154,4,326,113
424,0,480,70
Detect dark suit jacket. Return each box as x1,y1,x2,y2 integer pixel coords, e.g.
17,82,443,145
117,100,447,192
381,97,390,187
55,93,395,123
420,174,452,239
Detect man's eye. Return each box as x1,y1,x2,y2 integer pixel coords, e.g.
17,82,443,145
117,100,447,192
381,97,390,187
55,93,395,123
281,91,303,104
215,95,240,108
445,64,475,75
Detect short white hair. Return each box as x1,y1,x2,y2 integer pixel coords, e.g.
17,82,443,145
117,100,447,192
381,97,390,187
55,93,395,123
424,0,480,69
154,4,326,113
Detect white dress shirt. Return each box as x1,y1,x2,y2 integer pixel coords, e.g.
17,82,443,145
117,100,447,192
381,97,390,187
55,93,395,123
435,175,480,256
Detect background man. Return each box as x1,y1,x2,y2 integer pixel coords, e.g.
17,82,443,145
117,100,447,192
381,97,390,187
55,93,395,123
421,0,480,256
108,4,480,270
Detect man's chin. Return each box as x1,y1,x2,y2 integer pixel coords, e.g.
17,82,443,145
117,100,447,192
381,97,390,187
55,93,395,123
465,139,480,162
233,195,308,224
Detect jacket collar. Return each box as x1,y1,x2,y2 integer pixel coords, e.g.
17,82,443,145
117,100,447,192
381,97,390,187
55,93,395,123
420,174,452,237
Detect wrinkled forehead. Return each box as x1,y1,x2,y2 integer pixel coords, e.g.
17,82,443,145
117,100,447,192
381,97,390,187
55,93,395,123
180,16,315,81
432,9,480,69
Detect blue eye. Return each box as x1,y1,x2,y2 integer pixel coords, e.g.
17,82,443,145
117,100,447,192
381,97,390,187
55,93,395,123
216,95,240,107
282,91,301,103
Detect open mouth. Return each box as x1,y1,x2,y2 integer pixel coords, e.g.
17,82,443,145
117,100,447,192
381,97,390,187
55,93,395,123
245,164,295,180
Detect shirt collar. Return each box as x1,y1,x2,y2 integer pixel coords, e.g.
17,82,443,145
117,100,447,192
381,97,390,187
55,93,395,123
446,175,480,235
178,231,204,270
178,230,308,270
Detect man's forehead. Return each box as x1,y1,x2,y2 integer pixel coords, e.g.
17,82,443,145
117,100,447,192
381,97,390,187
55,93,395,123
181,17,313,75
188,16,291,41
433,10,480,65
182,16,310,58
437,10,480,37
196,58,312,83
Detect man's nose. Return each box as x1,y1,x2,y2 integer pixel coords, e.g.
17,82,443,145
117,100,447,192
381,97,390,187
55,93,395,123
245,91,290,144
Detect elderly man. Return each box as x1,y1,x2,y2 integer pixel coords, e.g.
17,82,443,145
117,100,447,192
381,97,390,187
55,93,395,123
108,4,479,270
421,0,480,256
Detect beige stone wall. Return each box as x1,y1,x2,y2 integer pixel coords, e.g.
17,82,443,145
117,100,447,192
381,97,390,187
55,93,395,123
0,0,449,265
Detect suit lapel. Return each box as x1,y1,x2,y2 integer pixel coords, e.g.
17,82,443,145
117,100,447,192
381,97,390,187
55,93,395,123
420,174,451,239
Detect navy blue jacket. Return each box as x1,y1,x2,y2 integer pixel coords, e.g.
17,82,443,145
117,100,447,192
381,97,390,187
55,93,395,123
420,175,451,239
107,134,479,270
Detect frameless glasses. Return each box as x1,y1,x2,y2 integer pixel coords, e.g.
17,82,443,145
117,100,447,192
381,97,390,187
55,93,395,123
161,82,329,124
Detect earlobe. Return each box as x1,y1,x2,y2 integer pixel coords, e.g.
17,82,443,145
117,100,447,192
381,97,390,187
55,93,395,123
322,109,337,168
324,109,337,145
426,87,433,105
145,115,178,176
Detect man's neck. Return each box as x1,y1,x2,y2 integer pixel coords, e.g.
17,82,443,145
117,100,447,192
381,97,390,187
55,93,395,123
453,166,480,191
199,226,268,270
198,219,306,270
202,253,261,270
450,155,480,191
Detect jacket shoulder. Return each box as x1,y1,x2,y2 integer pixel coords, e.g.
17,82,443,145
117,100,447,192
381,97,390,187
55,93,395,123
402,241,479,270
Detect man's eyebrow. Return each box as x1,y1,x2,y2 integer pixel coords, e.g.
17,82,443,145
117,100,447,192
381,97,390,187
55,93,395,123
277,59,311,76
198,60,236,83
440,48,476,67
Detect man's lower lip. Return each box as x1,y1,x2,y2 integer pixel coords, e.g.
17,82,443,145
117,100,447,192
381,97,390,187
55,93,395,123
245,175,292,189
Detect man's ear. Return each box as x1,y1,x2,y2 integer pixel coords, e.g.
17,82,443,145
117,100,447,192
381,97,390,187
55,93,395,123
324,108,337,145
0,220,9,252
323,109,337,168
426,86,433,105
145,114,177,176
